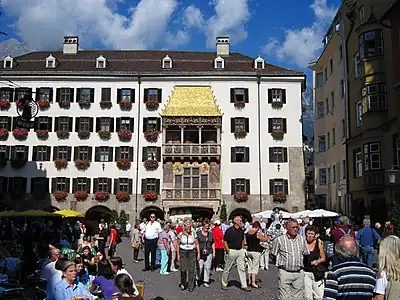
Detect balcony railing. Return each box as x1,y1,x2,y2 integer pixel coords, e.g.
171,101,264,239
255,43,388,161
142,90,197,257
163,144,220,156
163,188,220,200
364,170,385,190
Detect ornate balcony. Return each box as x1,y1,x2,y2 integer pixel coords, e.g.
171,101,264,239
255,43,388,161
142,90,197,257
363,170,385,191
162,188,220,200
163,143,220,157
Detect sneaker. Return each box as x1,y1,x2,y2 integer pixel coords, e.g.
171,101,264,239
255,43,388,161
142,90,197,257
216,267,224,272
160,272,169,275
204,283,210,288
133,260,139,263
242,287,251,292
171,268,179,272
221,281,228,290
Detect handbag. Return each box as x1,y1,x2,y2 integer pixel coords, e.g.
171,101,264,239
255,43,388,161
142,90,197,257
131,242,140,249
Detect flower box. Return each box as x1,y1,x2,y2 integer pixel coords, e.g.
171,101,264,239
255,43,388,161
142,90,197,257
144,130,159,142
75,159,90,170
13,128,29,140
78,99,91,109
37,99,50,110
0,100,10,110
271,131,284,140
54,158,68,170
234,192,248,202
53,190,68,201
119,100,132,111
11,160,27,169
116,192,130,202
234,100,246,109
58,100,70,109
74,190,88,201
56,130,70,140
144,160,159,170
234,129,247,139
94,191,110,202
0,129,9,141
143,191,157,201
36,130,49,140
118,130,132,142
273,193,287,202
117,159,131,170
78,130,90,140
271,101,283,109
98,131,111,140
100,101,112,109
145,99,159,110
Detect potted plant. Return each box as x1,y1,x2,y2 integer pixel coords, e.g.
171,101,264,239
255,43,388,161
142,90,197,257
12,128,29,140
271,101,283,109
0,128,9,141
273,192,287,202
234,100,246,109
119,100,132,111
78,130,90,140
118,130,132,142
78,99,91,109
116,192,130,202
53,190,68,201
74,190,88,201
144,130,159,142
116,159,131,170
234,192,249,202
143,191,157,201
94,191,110,202
56,130,70,139
271,131,284,140
0,100,10,111
98,131,111,140
75,159,90,170
11,159,27,169
36,129,49,140
100,101,112,109
145,99,159,110
234,128,247,139
58,100,70,109
54,158,68,170
37,99,50,110
144,159,159,170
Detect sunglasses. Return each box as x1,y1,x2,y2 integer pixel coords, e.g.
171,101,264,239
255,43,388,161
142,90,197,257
150,216,156,218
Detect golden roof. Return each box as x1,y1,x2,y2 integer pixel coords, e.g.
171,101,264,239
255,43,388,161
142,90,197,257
160,86,223,117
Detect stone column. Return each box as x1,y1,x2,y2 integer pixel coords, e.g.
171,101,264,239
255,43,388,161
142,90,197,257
163,125,167,143
217,126,221,143
180,126,184,143
198,126,202,144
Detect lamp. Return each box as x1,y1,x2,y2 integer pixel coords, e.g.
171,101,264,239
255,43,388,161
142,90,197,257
387,166,399,184
337,190,342,197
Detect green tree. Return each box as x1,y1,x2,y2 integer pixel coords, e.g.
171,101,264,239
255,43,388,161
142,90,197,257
110,209,119,224
119,210,128,234
220,202,227,221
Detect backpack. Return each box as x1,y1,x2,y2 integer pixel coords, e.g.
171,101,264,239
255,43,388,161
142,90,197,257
323,240,334,258
386,280,400,300
338,228,354,240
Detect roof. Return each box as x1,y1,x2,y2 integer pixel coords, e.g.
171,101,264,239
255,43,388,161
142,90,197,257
160,86,223,117
381,0,400,20
0,50,304,76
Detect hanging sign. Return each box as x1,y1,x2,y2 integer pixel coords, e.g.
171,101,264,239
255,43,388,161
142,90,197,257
15,94,39,129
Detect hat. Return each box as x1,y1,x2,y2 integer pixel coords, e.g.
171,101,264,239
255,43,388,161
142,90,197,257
214,220,221,225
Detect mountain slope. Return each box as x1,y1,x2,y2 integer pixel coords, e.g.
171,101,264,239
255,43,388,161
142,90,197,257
0,38,35,59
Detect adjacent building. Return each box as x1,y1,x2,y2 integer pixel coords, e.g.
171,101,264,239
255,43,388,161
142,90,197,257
0,36,306,221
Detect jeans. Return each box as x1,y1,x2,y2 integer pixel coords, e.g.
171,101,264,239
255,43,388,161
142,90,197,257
197,254,212,283
362,246,374,268
156,247,161,265
160,249,169,274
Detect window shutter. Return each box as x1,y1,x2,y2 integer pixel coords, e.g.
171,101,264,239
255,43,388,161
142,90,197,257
49,88,54,103
231,179,236,195
157,89,162,103
128,179,133,194
108,147,114,162
69,117,73,132
115,147,120,161
268,119,273,133
245,179,250,194
95,147,100,162
117,89,122,104
143,89,149,102
114,179,119,194
230,88,235,103
282,89,286,103
30,178,36,193
75,118,80,132
67,147,72,161
284,180,289,194
54,117,59,131
269,148,274,162
35,88,40,101
283,148,288,162
116,118,121,132
269,179,274,194
66,179,71,193
142,147,147,162
12,117,17,130
90,88,95,103
72,178,78,192
143,118,148,132
88,147,93,161
230,118,235,133
87,178,91,193
392,134,399,165
101,88,111,102
89,118,94,132
70,88,75,102
76,88,81,101
24,146,29,160
5,146,10,160
131,89,135,103
245,118,249,132
283,118,287,133
51,178,57,192
110,118,114,132
56,88,61,102
107,178,112,193
231,147,236,162
32,146,37,161
141,179,146,194
156,118,161,131
94,178,99,192
268,89,272,103
156,179,161,194
74,147,79,160
244,147,250,162
96,118,101,132
46,146,51,161
6,117,11,131
22,177,28,192
130,118,135,132
53,147,58,160
156,147,161,162
48,117,53,132
33,118,39,130
244,88,249,103
129,147,134,162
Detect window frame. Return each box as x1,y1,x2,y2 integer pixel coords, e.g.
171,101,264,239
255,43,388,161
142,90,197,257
356,100,363,127
317,102,324,119
359,29,384,59
361,83,387,113
318,135,326,152
355,150,363,178
363,142,381,171
318,168,327,186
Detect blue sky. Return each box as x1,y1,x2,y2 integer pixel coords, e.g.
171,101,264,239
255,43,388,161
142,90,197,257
0,0,340,76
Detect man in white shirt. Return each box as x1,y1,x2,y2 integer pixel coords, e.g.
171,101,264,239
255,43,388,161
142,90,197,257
41,248,60,296
142,214,162,271
125,221,132,237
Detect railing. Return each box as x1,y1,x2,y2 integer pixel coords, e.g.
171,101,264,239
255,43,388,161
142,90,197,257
163,188,220,200
163,144,220,156
364,170,385,190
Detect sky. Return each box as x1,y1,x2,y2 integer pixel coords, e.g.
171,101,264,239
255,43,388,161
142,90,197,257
0,0,340,76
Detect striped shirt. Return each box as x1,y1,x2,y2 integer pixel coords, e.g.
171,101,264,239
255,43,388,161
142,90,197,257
271,234,308,272
323,259,376,300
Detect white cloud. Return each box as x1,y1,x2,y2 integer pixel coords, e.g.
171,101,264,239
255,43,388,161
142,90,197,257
262,0,337,68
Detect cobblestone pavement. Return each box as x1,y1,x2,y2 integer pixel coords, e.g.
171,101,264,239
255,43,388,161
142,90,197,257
117,238,279,300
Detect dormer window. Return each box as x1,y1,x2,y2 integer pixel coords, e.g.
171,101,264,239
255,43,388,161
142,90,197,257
255,56,265,69
96,55,106,69
162,55,172,69
214,56,224,69
46,54,56,68
3,56,13,69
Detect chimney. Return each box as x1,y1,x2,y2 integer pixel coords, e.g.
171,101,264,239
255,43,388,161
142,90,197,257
216,36,230,57
63,36,79,54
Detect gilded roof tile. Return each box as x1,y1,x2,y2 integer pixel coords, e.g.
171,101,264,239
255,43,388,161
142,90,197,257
161,86,223,117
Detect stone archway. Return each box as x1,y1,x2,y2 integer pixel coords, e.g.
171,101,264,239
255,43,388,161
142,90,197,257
169,207,214,221
140,206,165,221
86,205,113,221
229,208,252,222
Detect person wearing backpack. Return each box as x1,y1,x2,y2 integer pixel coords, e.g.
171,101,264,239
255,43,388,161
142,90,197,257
357,218,381,268
330,216,355,244
373,235,400,300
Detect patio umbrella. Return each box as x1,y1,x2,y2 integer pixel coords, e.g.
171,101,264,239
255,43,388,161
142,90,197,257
0,210,18,217
308,209,339,218
53,209,84,218
15,210,54,217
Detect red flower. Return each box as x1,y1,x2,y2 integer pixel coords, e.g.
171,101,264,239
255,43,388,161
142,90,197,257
118,130,132,141
144,160,159,170
37,99,50,110
75,159,90,170
234,192,248,202
74,190,88,201
0,128,9,140
273,193,286,202
53,190,68,201
119,100,132,111
94,191,110,202
143,191,157,201
0,100,10,110
144,130,159,142
116,159,131,170
116,192,130,202
234,129,247,139
12,128,29,140
36,129,49,140
54,158,68,170
234,100,246,108
145,99,159,110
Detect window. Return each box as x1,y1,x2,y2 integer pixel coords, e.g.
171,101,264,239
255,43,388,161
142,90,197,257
329,58,333,74
256,61,263,69
51,177,70,192
182,167,202,189
317,102,324,119
269,147,288,163
35,117,52,131
11,146,28,161
142,147,161,161
327,132,331,149
55,117,72,131
325,98,329,115
231,147,249,163
0,117,10,130
356,101,363,127
332,128,336,145
342,160,347,179
46,58,55,68
316,72,324,88
32,146,50,161
231,178,250,194
339,45,343,61
364,142,381,171
143,118,160,132
78,88,93,102
318,135,326,152
95,146,113,162
354,149,363,178
214,57,224,69
331,91,335,109
116,117,134,132
324,67,328,82
53,146,72,160
76,117,93,132
270,178,289,194
116,146,133,161
359,6,365,21
38,88,52,101
96,56,106,68
57,88,74,102
31,177,49,193
94,178,111,192
0,88,12,102
142,178,160,193
361,83,387,113
15,88,31,101
120,89,133,102
332,165,336,183
73,177,91,192
144,88,160,102
231,88,249,103
96,117,113,132
340,80,345,98
4,58,12,69
359,30,384,59
74,146,92,161
342,119,346,138
318,168,327,185
0,145,10,161
162,55,172,68
267,89,286,104
116,178,132,194
268,118,287,133
354,53,361,78
231,117,249,133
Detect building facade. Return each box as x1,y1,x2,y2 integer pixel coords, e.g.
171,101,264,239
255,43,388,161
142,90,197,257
0,36,306,221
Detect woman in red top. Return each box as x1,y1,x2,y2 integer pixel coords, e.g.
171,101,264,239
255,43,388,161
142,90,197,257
108,224,118,257
211,220,224,271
